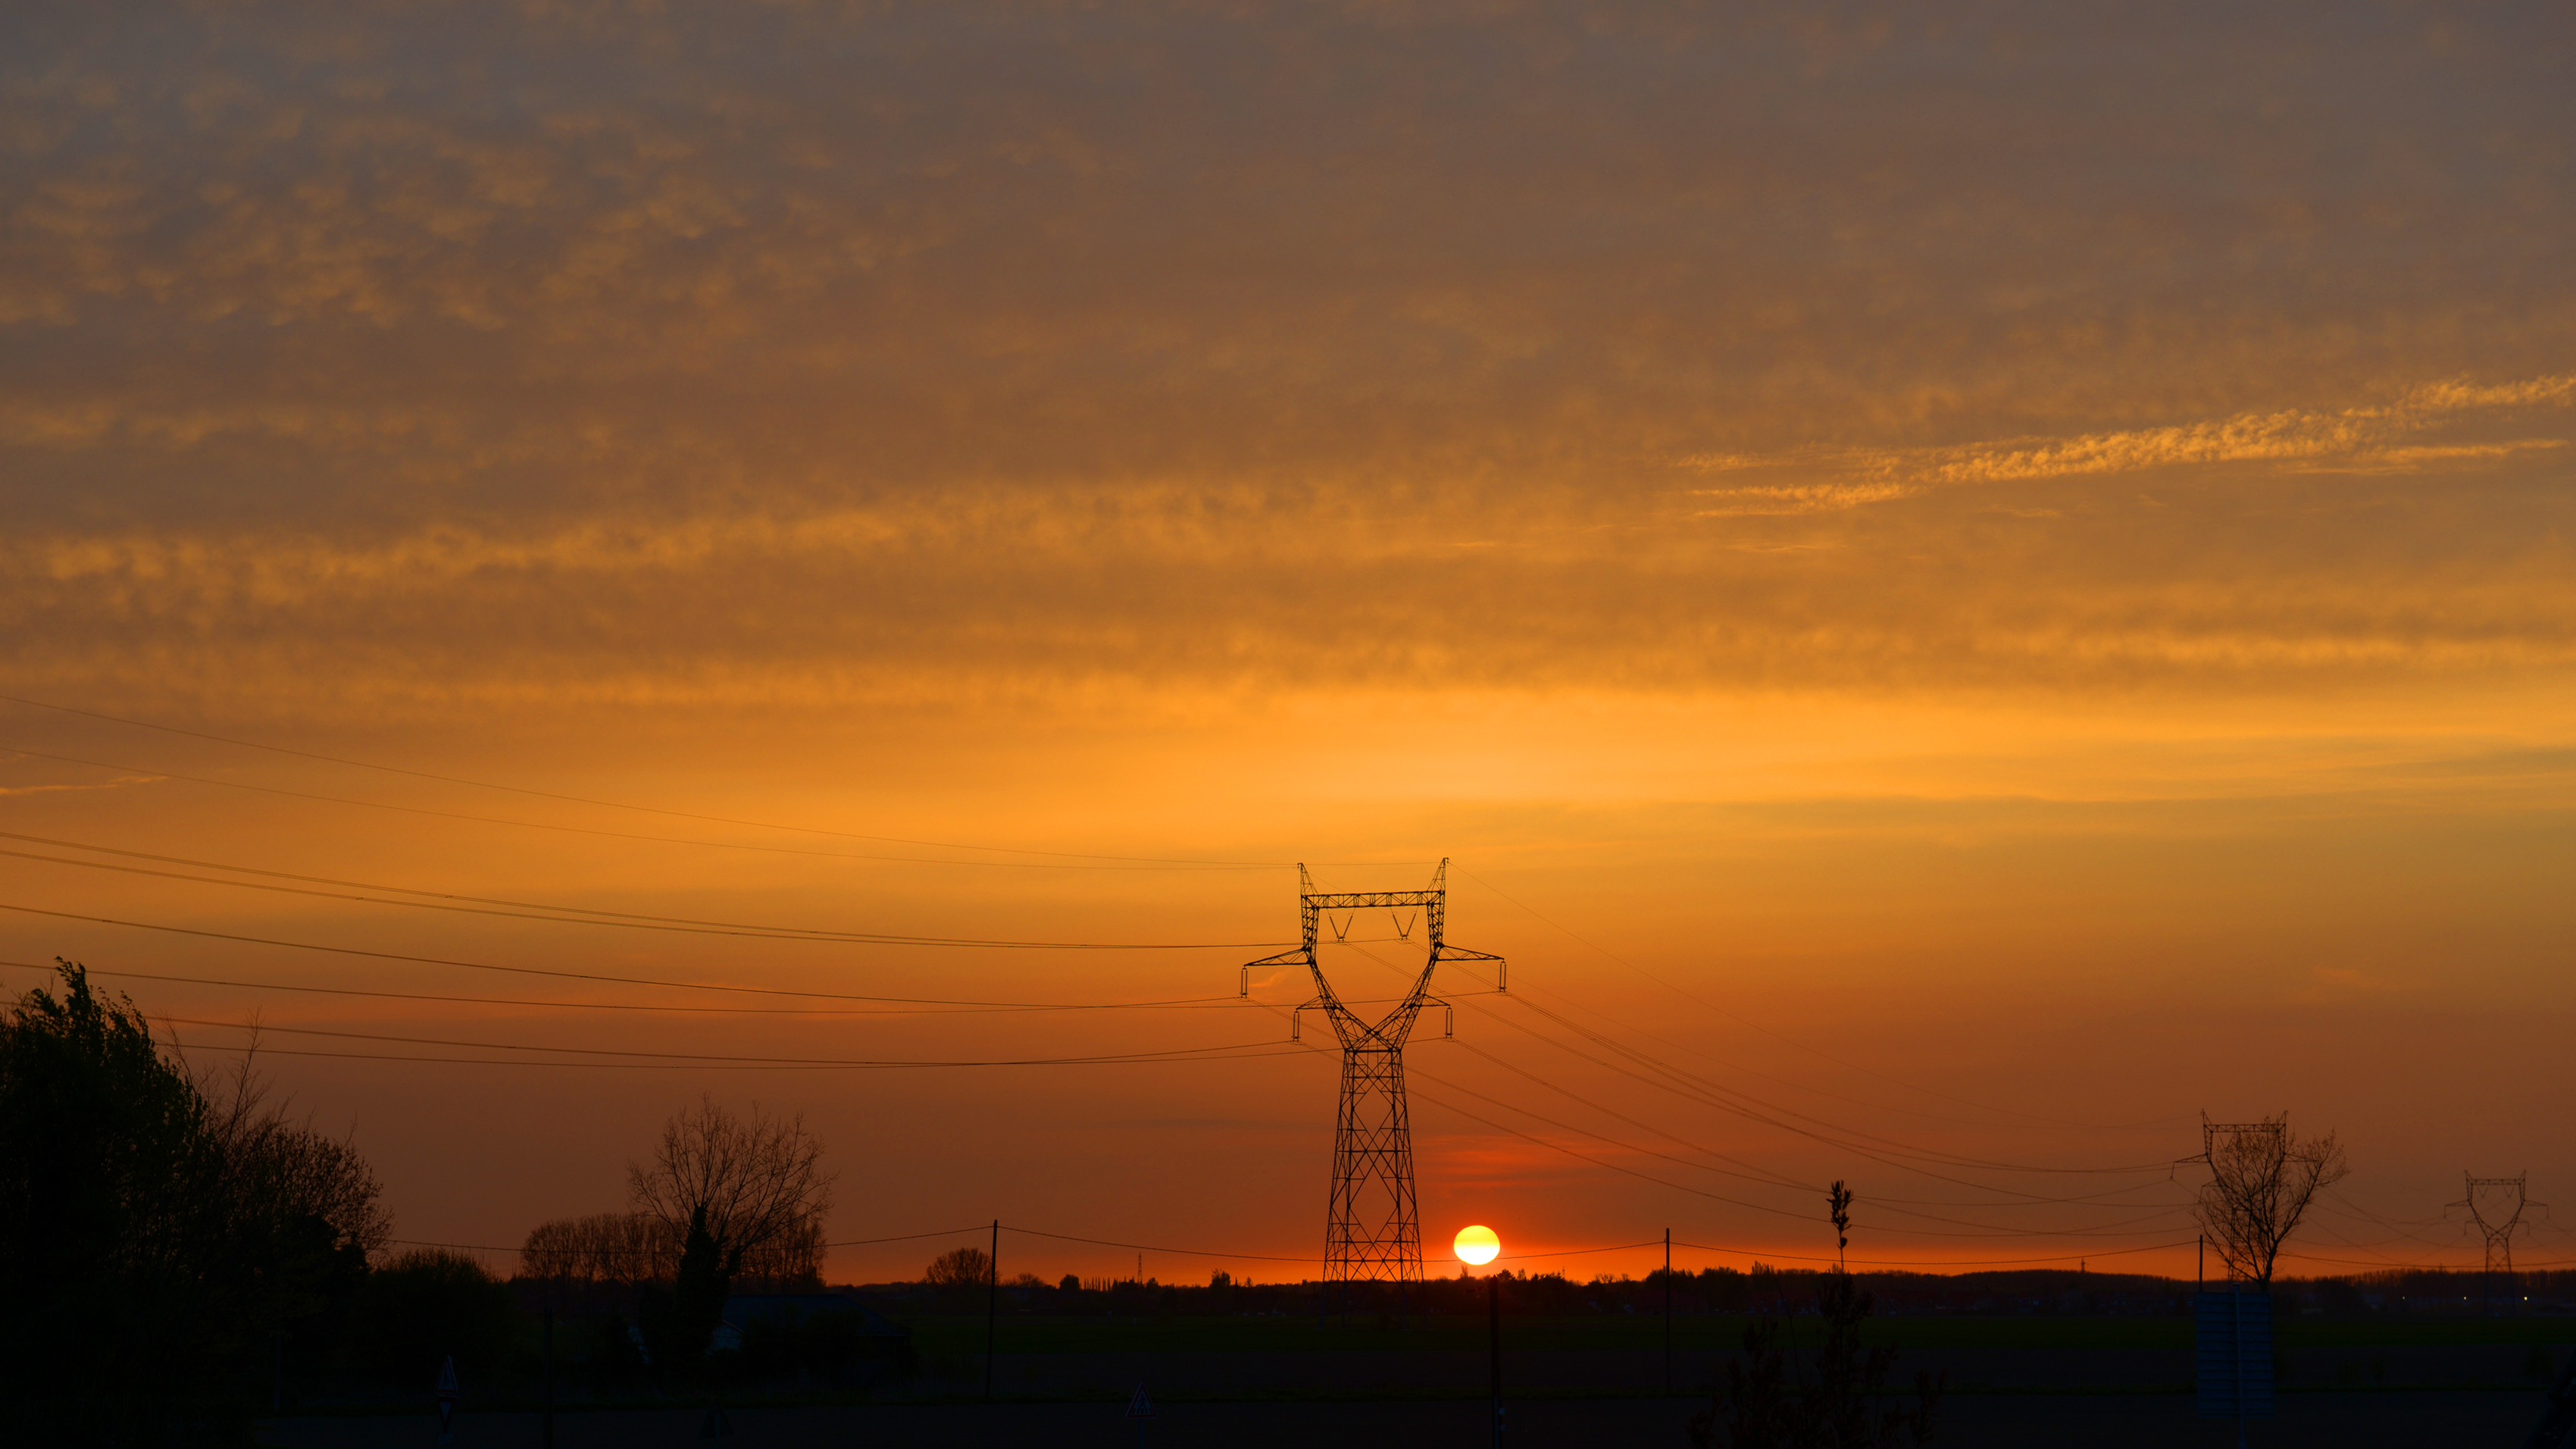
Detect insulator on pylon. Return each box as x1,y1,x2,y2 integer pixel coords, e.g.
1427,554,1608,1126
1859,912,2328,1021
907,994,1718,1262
1239,965,1248,997
1444,1004,1455,1038
1290,1009,1302,1041
1498,959,1508,993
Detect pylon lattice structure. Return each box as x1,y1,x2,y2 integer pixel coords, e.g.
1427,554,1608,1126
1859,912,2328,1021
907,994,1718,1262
1242,859,1503,1285
2199,1119,2282,1163
2458,1172,2540,1275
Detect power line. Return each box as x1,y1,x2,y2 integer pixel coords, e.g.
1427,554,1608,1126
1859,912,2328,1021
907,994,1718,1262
0,903,1287,1004
1440,1034,2191,1236
0,959,1249,1016
1002,1225,1312,1264
1410,1070,2187,1244
163,1043,1305,1071
1487,984,2173,1181
160,1013,1296,1066
1454,866,2184,1134
4,744,1280,872
164,1025,1308,1071
1340,940,2171,1193
1289,953,2201,1255
0,694,1279,867
1250,993,2190,1246
0,834,1290,948
391,1226,995,1253
1497,1241,1665,1262
1445,1037,1814,1194
1672,1237,2200,1269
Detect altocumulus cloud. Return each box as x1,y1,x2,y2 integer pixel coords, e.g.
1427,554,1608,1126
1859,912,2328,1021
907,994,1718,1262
2,2,2572,718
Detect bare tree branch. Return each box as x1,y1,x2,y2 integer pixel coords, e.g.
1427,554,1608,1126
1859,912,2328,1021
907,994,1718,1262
627,1094,833,1282
2193,1111,2347,1287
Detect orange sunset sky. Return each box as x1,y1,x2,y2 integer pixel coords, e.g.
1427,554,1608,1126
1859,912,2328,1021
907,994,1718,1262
3,3,2571,1287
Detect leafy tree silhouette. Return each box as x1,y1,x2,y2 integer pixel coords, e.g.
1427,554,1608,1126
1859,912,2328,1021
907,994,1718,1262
638,1206,738,1382
2,959,389,1439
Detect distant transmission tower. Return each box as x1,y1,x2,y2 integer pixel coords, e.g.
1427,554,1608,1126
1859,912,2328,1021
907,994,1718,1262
2457,1172,2540,1276
1242,859,1504,1287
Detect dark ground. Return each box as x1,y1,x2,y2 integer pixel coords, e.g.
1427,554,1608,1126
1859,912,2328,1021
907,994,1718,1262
257,1315,2574,1447
257,1391,2553,1448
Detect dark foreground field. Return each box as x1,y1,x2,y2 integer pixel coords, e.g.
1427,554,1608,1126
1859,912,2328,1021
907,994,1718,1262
257,1314,2574,1448
258,1391,2550,1448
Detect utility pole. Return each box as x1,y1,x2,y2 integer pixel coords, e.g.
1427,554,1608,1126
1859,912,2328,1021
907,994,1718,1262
1664,1228,1673,1394
1242,860,1503,1293
986,1219,999,1400
541,1307,554,1449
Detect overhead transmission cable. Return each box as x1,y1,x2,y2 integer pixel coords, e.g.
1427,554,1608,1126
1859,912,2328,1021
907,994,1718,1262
3,744,1275,873
0,959,1254,1016
1442,1034,2186,1228
1301,948,2196,1242
1409,1046,2188,1241
1336,939,2171,1189
1671,1237,2201,1270
1485,978,2174,1179
0,903,1281,1007
163,1037,1311,1072
155,1014,1293,1068
0,832,1287,949
0,693,1279,868
1249,1000,2190,1249
1454,865,2186,1133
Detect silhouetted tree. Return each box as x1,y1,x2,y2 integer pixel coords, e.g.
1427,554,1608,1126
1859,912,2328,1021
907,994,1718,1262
348,1250,517,1384
204,1047,390,1384
628,1096,830,1288
636,1206,735,1379
0,960,390,1444
2193,1113,2347,1288
522,1210,674,1285
925,1245,993,1291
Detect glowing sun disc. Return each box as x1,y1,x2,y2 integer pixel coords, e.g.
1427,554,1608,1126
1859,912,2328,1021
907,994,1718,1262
1453,1224,1500,1265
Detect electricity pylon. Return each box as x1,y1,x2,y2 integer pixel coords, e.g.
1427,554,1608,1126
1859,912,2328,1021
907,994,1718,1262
1242,859,1504,1285
2459,1173,2540,1275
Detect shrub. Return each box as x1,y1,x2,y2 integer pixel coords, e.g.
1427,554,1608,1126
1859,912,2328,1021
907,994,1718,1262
349,1250,521,1386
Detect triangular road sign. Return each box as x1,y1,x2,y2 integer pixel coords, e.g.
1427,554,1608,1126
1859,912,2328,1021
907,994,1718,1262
436,1354,458,1436
436,1354,458,1441
1126,1382,1155,1419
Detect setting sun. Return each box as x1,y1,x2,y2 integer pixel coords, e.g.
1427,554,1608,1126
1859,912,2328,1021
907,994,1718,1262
1453,1225,1501,1266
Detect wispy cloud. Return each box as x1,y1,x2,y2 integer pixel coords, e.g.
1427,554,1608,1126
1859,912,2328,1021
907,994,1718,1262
1678,373,2576,512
